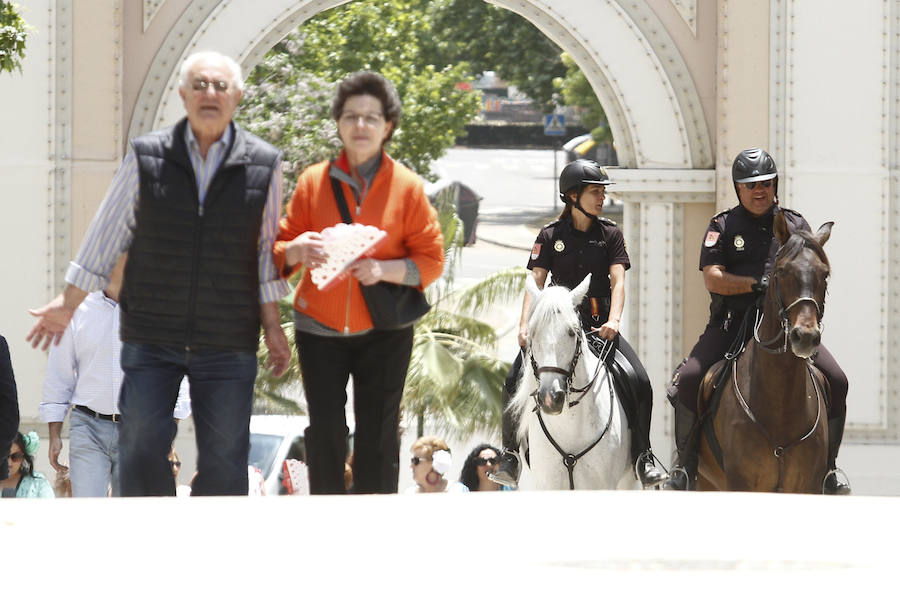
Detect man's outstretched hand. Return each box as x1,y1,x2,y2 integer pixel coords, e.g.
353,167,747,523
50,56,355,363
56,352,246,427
27,287,87,350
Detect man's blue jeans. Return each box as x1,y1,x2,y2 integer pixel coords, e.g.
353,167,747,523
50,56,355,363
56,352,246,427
119,343,257,496
69,408,120,497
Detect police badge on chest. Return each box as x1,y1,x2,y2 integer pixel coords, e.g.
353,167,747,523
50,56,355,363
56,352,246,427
733,234,745,252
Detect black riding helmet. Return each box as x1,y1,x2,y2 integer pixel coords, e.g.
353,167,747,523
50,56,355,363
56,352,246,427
559,159,613,218
732,148,778,200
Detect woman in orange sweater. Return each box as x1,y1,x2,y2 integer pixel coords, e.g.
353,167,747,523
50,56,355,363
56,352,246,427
274,72,444,494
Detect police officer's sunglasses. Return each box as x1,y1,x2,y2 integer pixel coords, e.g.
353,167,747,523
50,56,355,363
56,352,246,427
743,180,773,190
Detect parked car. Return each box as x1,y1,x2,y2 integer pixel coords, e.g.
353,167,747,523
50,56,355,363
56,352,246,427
248,415,355,496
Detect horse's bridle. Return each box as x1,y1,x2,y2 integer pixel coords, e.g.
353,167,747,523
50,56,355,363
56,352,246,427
527,329,610,409
528,330,616,489
753,268,825,354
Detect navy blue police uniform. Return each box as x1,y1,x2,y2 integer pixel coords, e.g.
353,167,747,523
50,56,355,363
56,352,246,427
675,203,848,421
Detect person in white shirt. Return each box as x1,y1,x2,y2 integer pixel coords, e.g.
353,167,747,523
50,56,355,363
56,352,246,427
40,257,190,497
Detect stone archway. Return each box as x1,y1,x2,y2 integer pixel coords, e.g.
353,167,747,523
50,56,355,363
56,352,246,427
130,1,712,171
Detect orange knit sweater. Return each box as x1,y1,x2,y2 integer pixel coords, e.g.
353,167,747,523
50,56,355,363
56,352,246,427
273,153,444,333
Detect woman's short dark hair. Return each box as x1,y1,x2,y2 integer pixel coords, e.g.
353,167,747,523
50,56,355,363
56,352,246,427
13,432,35,479
458,443,500,491
330,71,402,141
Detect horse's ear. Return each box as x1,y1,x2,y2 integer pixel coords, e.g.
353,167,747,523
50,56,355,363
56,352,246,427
571,274,591,307
525,272,541,301
774,210,791,245
815,221,834,247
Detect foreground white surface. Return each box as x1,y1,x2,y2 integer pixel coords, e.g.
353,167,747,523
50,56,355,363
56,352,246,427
3,490,895,598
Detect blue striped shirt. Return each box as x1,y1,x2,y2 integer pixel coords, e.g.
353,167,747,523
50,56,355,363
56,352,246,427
66,124,290,303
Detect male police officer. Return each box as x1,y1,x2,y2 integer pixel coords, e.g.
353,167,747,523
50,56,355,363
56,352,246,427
491,160,663,489
663,148,850,494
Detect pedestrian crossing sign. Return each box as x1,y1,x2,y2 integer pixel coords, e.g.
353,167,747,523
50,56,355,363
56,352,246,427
544,113,566,136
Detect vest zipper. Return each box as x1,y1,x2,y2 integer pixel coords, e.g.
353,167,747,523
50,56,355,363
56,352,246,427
185,178,203,351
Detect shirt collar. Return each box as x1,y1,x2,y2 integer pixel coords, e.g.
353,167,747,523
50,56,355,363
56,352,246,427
183,123,233,156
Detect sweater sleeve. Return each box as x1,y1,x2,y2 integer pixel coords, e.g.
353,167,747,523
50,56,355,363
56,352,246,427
273,171,314,278
402,183,445,289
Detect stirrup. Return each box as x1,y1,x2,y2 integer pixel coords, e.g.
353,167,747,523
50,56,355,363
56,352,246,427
634,450,666,489
488,450,521,489
661,466,693,491
823,467,851,495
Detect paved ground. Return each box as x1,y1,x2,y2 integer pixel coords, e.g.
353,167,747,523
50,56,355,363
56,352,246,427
4,490,895,597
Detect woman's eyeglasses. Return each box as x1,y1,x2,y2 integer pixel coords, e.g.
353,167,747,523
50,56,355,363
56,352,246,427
339,112,385,127
8,452,24,462
743,180,773,190
169,460,181,468
410,456,432,466
475,456,499,466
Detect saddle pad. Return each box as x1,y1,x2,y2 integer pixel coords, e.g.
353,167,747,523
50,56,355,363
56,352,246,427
310,223,387,291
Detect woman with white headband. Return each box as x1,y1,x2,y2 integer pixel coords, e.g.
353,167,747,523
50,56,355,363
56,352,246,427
404,436,468,494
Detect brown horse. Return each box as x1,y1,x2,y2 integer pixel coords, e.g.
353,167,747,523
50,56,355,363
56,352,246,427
697,212,833,493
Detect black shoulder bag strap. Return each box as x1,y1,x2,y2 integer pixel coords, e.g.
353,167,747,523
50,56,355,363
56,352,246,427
328,164,354,225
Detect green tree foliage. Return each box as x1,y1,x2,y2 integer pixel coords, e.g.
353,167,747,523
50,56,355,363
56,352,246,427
426,0,566,112
238,0,481,183
555,53,612,142
0,1,31,74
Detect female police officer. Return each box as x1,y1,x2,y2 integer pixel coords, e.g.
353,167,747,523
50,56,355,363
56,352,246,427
662,148,850,494
490,159,664,488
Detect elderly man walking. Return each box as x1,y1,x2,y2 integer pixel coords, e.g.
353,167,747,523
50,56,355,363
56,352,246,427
28,51,290,496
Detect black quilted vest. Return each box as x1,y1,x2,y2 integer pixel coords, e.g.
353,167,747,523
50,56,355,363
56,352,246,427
122,119,279,352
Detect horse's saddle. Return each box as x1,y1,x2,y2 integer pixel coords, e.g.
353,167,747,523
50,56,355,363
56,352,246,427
588,343,640,429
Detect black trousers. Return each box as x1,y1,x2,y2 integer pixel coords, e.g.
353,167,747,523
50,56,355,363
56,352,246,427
502,332,654,459
296,326,414,494
677,319,848,419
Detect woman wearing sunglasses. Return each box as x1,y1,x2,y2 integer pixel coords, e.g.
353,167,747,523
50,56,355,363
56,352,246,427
663,148,849,494
0,432,54,498
458,444,509,492
403,436,468,493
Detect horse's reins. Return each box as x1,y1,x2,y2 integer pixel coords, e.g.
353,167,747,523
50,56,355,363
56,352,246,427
529,333,615,490
731,359,824,492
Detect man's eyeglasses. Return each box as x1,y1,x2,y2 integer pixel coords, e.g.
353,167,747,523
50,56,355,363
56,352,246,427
411,456,432,466
8,452,24,462
743,180,773,190
339,112,385,127
475,456,499,466
191,79,230,93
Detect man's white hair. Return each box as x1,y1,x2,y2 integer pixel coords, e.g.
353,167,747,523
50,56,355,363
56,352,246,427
179,51,244,91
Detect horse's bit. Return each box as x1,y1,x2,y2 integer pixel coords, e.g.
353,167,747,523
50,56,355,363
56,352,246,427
753,270,825,354
731,359,824,492
528,332,615,490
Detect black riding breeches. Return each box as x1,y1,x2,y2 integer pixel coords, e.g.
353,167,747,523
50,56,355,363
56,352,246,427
500,333,654,459
676,320,847,420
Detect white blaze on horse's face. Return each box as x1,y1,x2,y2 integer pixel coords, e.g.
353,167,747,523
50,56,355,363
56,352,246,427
526,275,591,415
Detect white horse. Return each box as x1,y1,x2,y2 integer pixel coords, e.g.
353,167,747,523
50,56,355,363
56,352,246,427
510,274,635,490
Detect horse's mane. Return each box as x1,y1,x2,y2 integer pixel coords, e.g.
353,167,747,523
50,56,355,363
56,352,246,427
527,285,580,332
777,229,829,268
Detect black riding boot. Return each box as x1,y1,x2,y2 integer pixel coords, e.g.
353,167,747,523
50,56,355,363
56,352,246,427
630,391,665,488
661,404,699,491
823,416,851,495
489,385,522,488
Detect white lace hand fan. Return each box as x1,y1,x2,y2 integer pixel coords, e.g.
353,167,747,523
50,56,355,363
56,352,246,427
310,223,387,290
